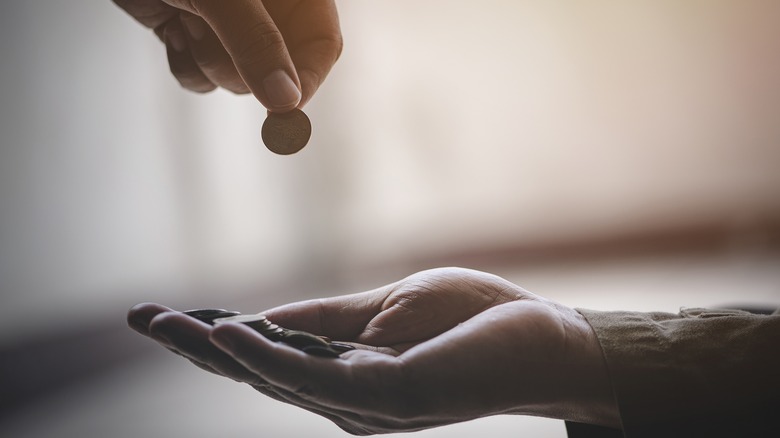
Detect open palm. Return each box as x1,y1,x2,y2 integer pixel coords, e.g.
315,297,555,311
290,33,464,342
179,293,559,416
128,268,617,434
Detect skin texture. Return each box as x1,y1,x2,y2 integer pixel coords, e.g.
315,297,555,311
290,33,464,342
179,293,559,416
128,267,620,434
113,0,342,111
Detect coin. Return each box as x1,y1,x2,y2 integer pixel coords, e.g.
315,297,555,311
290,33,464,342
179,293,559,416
261,109,311,155
213,314,284,341
281,330,331,349
213,313,344,357
329,342,357,353
183,309,241,325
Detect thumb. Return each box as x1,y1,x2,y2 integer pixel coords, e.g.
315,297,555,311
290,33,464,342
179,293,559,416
165,0,301,111
262,288,392,341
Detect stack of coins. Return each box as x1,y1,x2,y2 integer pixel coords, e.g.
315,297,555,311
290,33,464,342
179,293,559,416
182,309,240,325
183,309,354,358
211,314,286,341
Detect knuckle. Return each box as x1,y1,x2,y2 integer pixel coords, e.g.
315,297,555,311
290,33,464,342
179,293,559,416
231,21,285,67
177,74,216,93
190,59,248,93
168,61,215,92
188,55,221,73
224,81,251,94
190,57,229,78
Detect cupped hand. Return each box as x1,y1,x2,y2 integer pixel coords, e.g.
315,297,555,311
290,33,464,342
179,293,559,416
128,268,619,434
113,0,342,111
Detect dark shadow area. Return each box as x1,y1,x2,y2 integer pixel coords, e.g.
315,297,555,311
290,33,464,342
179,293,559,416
0,318,155,421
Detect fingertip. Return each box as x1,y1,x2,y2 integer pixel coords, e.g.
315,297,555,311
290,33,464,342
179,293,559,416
127,302,173,334
226,83,251,95
262,69,302,112
148,311,216,348
194,4,300,111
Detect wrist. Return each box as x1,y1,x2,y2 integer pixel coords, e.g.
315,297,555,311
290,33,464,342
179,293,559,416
563,309,621,428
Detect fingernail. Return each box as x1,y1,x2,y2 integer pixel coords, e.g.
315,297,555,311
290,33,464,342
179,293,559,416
181,15,207,41
263,70,301,111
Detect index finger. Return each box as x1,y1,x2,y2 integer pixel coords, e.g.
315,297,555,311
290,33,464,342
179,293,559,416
210,322,402,412
163,0,301,111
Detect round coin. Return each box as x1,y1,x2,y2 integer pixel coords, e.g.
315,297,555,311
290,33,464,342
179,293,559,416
261,109,311,155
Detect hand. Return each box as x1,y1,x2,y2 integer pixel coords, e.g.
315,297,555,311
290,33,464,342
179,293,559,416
113,0,342,111
128,268,619,434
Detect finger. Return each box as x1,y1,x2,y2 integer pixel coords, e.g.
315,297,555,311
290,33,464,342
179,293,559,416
178,12,250,94
210,323,393,410
113,0,178,29
164,0,301,111
134,306,367,428
129,307,249,380
262,286,393,340
127,302,175,335
210,323,348,396
148,312,261,383
161,17,217,93
212,323,410,429
341,342,407,357
271,0,342,107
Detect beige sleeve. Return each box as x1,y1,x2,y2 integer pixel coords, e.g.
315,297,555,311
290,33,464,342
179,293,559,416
570,307,780,438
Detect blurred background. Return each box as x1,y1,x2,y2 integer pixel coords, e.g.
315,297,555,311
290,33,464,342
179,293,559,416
1,1,779,437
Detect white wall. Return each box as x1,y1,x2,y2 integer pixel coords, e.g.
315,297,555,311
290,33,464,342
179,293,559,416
0,1,184,340
2,0,779,343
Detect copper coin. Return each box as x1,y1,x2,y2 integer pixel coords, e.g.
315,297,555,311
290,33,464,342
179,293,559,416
261,109,311,155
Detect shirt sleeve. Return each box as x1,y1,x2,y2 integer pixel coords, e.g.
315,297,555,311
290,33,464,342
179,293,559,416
566,307,780,438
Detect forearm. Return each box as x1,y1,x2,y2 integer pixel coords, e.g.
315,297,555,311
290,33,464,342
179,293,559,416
576,307,780,437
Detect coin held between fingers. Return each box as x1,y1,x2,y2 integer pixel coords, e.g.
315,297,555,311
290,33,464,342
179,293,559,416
262,109,312,155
